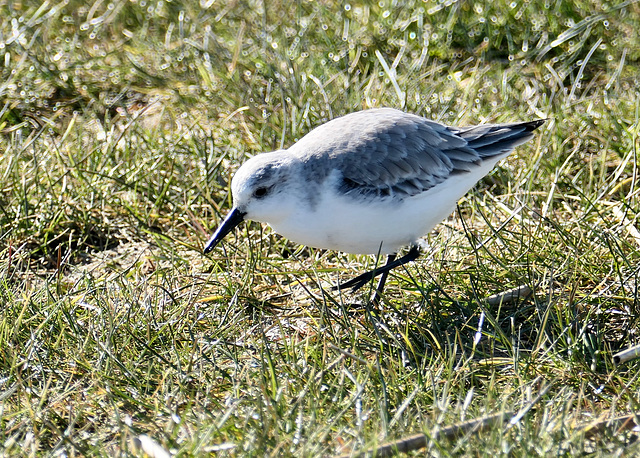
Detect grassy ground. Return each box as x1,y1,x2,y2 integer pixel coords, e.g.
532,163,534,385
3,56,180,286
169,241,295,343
1,0,640,455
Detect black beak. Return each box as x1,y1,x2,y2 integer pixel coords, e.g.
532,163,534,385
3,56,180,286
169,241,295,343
203,207,246,254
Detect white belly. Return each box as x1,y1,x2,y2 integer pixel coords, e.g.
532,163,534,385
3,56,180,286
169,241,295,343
269,163,498,254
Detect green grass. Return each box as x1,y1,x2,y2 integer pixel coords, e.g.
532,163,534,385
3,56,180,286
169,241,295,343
1,0,640,455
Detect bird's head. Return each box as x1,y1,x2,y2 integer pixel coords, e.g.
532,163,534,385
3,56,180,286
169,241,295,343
203,151,296,253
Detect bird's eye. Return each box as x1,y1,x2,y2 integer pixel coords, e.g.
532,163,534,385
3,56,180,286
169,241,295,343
253,187,269,198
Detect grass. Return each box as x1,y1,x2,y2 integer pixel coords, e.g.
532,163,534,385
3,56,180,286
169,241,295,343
1,0,640,455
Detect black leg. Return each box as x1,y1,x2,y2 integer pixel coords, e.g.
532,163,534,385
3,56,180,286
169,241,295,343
333,245,421,293
370,253,396,305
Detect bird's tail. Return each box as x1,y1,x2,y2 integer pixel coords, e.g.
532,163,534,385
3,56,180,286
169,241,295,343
448,119,546,158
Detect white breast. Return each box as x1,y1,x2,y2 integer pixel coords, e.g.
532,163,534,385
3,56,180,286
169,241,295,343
267,159,502,254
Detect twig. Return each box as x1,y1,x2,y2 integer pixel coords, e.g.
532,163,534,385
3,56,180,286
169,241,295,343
337,411,512,458
485,285,532,306
613,343,640,365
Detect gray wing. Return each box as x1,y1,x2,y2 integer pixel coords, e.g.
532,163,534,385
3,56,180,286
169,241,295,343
291,108,543,200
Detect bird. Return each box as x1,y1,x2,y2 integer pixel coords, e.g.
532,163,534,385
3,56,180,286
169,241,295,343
204,108,544,300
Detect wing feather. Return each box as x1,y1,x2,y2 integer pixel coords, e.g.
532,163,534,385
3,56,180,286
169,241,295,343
288,109,542,200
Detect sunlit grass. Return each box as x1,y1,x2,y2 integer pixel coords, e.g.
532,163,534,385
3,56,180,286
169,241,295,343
1,0,639,455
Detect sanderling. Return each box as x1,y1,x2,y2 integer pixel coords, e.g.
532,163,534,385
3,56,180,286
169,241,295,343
204,108,544,299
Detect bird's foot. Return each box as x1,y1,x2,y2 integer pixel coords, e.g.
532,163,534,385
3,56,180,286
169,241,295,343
332,245,421,301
